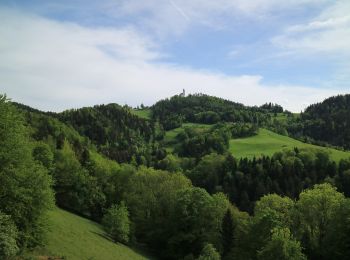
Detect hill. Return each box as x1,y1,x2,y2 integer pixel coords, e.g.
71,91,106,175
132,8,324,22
151,93,274,130
288,94,350,149
3,93,350,260
27,208,150,260
229,128,350,162
56,104,154,163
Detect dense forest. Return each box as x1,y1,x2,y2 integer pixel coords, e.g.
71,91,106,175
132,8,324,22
151,94,274,130
293,94,350,149
1,93,350,260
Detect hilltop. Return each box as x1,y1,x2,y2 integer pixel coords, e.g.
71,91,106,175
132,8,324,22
2,92,350,260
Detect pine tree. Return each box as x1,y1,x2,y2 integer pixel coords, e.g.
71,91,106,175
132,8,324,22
221,208,235,257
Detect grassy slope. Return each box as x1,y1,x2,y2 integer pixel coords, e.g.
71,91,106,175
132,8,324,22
229,128,350,162
31,208,150,260
131,109,151,119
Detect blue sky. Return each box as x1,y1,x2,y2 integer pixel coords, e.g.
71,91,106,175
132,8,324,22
0,0,349,111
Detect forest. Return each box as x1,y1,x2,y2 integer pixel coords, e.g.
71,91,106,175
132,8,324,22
1,93,350,260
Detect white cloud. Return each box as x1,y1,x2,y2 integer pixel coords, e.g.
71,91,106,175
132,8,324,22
115,0,333,37
0,8,346,112
272,1,350,54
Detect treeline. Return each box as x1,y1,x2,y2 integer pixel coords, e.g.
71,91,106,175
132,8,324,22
15,102,167,167
2,93,350,260
186,149,350,213
173,123,257,159
296,94,350,149
259,102,284,114
55,104,156,163
265,94,350,150
0,96,54,257
151,94,273,130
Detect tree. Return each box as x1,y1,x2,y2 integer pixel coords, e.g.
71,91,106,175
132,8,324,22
221,209,235,257
33,142,54,172
0,212,18,258
254,194,294,229
336,169,350,196
257,228,306,260
0,95,54,248
102,202,130,244
53,141,90,212
124,167,191,257
168,188,227,259
295,183,345,259
323,199,350,259
197,243,221,260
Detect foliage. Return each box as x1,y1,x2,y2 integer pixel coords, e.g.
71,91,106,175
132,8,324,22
168,188,229,259
197,243,221,260
323,199,350,259
257,228,306,260
0,95,54,248
294,183,345,259
102,203,130,244
124,168,191,257
0,212,19,258
288,94,350,149
221,208,235,257
260,103,284,114
4,93,350,260
57,103,154,163
151,94,272,130
174,124,231,158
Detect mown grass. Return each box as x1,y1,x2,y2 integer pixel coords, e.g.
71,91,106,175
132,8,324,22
229,128,350,162
25,208,150,260
131,109,151,119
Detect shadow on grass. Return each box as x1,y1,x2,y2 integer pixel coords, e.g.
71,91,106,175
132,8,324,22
90,230,157,259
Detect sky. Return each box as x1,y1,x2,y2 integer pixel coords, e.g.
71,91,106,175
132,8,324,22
0,0,349,112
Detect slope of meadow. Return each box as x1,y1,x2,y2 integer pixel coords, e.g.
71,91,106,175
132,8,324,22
229,128,350,162
28,208,150,260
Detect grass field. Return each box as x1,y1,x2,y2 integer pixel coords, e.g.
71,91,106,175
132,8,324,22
27,208,150,260
272,112,300,123
131,109,151,119
229,128,350,162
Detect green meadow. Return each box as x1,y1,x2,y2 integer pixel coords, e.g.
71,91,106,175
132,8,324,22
229,128,350,162
131,109,151,119
27,208,150,260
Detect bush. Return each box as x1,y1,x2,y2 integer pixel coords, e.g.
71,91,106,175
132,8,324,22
197,243,220,260
102,203,130,243
0,212,19,258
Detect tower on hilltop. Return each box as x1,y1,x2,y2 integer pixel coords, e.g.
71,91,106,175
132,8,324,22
180,89,185,97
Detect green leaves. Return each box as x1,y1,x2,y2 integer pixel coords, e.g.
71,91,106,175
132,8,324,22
294,183,345,258
102,202,130,244
197,243,221,260
257,228,306,260
0,95,54,249
0,212,19,258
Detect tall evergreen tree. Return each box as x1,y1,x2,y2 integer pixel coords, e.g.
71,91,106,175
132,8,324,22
221,208,235,257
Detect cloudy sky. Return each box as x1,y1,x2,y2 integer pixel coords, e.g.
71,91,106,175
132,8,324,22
0,0,349,112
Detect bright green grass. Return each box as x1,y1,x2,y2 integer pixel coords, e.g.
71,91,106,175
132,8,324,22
271,112,300,123
273,113,289,123
30,208,150,260
131,109,151,119
229,128,350,162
